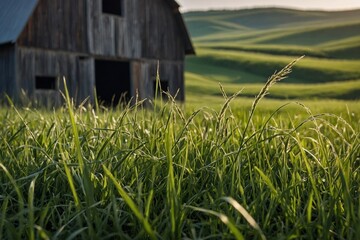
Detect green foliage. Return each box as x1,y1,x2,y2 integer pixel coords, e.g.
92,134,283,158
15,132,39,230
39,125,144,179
0,59,359,238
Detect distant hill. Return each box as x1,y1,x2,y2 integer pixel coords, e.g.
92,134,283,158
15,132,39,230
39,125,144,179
182,8,360,100
184,8,360,37
183,8,360,59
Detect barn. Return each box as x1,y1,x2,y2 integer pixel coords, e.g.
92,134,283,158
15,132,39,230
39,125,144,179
0,0,194,106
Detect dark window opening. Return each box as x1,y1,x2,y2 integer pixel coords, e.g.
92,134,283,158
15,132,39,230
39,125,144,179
102,0,123,16
35,76,57,90
78,56,89,60
95,59,131,106
153,79,169,99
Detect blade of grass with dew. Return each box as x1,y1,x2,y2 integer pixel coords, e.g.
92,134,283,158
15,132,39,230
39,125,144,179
34,225,50,240
187,206,245,240
0,196,9,240
28,178,36,240
63,78,97,237
165,115,179,239
102,165,157,240
63,78,95,206
58,135,81,209
145,167,156,219
254,167,278,196
63,78,83,169
63,161,80,209
306,191,314,223
0,163,25,238
222,197,266,240
66,227,88,240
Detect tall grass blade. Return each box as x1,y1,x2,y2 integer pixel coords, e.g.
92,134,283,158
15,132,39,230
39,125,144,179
102,166,157,240
188,206,245,240
0,196,9,240
166,118,178,238
237,56,304,158
63,78,95,208
0,163,25,239
222,197,266,240
254,167,278,196
66,227,88,240
306,191,314,223
28,178,36,240
63,161,80,208
250,56,304,118
63,78,83,168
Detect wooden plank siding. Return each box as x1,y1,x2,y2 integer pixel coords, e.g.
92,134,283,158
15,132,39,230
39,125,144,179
17,48,80,106
77,57,95,103
87,0,185,60
132,60,185,101
142,0,185,60
18,0,186,61
18,0,88,53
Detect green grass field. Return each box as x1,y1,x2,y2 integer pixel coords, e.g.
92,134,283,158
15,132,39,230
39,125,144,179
183,8,360,105
0,79,359,238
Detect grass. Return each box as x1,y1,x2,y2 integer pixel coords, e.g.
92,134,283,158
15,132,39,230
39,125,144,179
186,71,360,100
184,8,360,37
1,60,360,239
256,22,360,46
188,48,360,84
183,8,360,103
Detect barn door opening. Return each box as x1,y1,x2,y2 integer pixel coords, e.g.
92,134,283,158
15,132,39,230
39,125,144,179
95,59,131,106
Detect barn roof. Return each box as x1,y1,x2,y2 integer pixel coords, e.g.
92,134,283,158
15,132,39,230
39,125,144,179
0,0,194,54
0,0,39,45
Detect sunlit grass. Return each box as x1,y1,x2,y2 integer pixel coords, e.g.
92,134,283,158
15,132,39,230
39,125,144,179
185,70,360,102
1,60,359,239
189,48,360,83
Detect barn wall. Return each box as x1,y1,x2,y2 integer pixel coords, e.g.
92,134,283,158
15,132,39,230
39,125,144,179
14,47,184,106
18,0,186,61
133,60,184,101
87,0,132,57
17,47,94,106
87,0,185,60
17,0,88,53
157,61,184,101
77,57,95,103
137,0,185,61
0,45,16,100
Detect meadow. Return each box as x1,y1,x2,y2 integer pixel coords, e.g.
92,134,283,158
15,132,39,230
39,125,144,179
1,63,359,239
183,8,360,104
0,7,360,240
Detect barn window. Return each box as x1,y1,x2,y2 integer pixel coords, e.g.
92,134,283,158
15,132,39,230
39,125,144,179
102,0,123,16
153,79,169,99
35,76,57,90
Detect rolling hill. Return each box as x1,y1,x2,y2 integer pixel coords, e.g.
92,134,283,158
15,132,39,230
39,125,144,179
183,8,360,102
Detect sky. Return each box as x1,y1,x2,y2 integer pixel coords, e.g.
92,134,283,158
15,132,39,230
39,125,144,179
176,0,360,12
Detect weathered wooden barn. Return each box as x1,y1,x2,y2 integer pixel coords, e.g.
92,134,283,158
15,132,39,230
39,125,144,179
0,0,194,106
